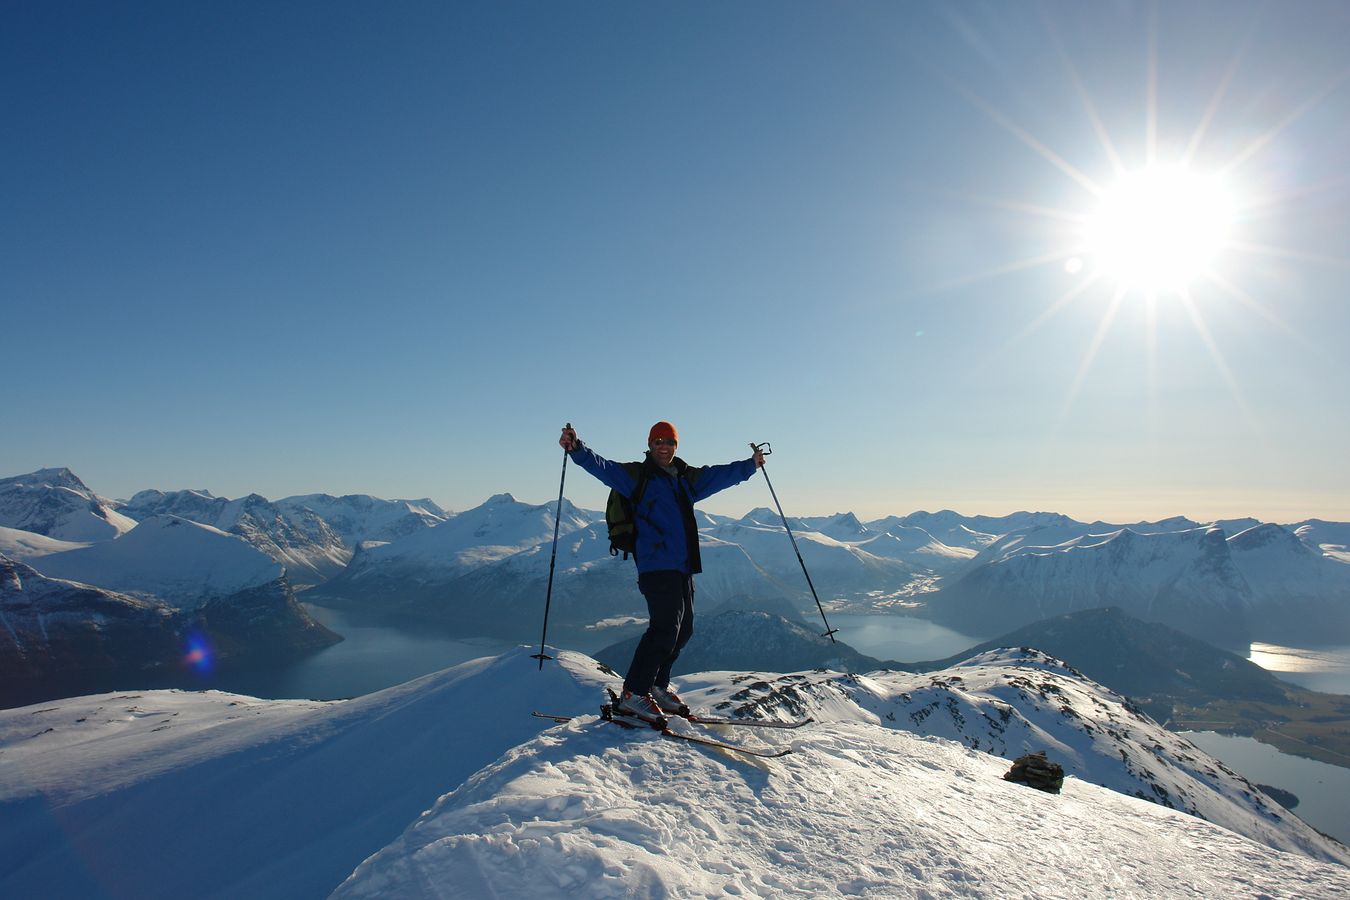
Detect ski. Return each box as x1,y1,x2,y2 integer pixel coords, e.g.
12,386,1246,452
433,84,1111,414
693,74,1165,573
603,709,794,758
530,711,794,759
681,713,813,729
599,688,812,730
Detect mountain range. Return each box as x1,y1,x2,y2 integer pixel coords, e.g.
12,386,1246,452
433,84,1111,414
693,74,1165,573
117,486,450,587
3,465,1349,706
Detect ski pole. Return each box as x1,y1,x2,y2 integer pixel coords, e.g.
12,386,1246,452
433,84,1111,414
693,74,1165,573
533,422,571,669
750,441,837,643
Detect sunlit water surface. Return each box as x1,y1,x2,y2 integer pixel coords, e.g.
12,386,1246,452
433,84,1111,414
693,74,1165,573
1248,642,1350,695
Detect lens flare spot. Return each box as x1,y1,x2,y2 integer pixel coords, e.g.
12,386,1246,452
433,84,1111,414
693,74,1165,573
184,632,215,673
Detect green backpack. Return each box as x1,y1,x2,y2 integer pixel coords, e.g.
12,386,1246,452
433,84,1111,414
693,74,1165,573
605,463,649,560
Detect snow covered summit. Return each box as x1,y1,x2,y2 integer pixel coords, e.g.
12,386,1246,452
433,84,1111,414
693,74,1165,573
4,646,1347,899
0,468,136,542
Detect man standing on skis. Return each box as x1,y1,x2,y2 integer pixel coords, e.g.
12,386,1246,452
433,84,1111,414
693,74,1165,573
559,421,765,724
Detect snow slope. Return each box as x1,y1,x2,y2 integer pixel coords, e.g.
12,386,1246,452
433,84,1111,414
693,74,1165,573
0,525,88,561
4,647,1347,900
682,648,1342,863
337,717,1346,899
32,515,283,608
1294,519,1350,564
0,650,613,900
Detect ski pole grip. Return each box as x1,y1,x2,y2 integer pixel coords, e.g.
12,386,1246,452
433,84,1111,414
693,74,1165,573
750,441,772,456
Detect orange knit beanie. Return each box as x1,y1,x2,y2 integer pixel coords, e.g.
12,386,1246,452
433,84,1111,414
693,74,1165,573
648,421,679,444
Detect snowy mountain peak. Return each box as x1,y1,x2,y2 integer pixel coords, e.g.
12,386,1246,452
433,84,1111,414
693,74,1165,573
126,488,217,506
1147,515,1203,531
400,497,450,518
0,467,137,542
822,511,867,535
1230,521,1311,554
4,467,86,491
740,506,781,523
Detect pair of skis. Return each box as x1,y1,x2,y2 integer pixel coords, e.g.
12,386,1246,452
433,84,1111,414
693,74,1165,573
533,691,812,759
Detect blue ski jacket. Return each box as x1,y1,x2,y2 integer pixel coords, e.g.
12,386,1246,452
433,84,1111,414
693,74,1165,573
568,440,756,575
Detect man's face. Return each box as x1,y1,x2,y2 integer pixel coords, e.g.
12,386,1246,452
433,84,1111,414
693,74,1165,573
649,438,677,466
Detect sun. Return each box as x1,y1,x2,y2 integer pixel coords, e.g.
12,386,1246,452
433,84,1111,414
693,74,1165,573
1083,165,1237,293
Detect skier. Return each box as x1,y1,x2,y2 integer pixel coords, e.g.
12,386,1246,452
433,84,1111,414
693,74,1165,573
559,421,765,724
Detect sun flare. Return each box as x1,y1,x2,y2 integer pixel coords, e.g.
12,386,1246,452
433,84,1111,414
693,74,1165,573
1084,165,1237,293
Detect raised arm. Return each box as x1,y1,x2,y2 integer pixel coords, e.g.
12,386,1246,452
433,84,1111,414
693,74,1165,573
558,425,639,496
686,454,760,501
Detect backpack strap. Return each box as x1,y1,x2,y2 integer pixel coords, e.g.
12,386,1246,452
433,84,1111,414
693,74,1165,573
628,462,650,508
607,462,649,560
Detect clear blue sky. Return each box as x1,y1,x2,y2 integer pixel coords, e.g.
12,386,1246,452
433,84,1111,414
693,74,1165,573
4,1,1348,523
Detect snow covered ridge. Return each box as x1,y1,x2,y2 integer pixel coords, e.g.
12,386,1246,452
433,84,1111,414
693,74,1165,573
333,648,1349,898
0,468,135,542
337,727,1346,899
4,647,1346,899
672,647,1348,865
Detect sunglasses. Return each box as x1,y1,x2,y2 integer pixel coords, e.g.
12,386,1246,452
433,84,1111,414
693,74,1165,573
651,438,678,447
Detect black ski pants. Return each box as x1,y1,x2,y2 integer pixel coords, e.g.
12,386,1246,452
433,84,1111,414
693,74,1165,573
623,570,694,695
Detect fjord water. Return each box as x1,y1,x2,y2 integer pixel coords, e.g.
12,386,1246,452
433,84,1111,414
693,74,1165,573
221,612,1350,703
826,613,989,663
1182,731,1350,845
1249,642,1350,696
190,605,518,701
202,610,987,702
